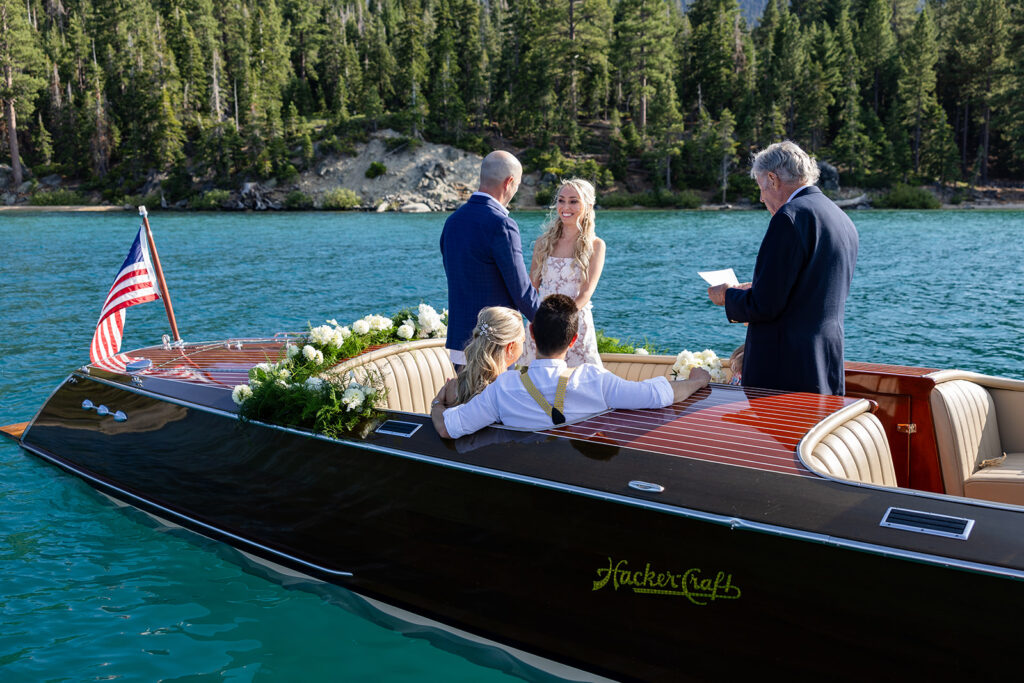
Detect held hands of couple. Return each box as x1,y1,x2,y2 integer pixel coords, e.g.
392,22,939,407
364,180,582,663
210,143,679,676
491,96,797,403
432,378,459,410
707,282,752,307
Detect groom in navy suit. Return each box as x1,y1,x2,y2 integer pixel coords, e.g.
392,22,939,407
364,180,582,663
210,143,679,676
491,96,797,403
441,151,540,368
708,141,858,396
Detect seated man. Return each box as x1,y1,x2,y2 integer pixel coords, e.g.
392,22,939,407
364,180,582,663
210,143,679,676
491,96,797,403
432,294,711,439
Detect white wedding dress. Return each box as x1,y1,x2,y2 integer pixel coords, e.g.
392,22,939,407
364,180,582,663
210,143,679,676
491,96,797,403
521,256,602,368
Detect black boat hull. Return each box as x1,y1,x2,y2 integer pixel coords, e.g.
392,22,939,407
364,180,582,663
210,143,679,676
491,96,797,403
21,373,1024,681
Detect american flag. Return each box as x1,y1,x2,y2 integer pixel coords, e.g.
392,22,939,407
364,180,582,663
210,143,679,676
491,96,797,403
89,227,161,372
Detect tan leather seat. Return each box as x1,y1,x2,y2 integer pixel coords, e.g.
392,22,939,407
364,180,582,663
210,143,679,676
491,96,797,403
334,345,734,415
931,378,1024,506
331,339,454,414
802,409,898,486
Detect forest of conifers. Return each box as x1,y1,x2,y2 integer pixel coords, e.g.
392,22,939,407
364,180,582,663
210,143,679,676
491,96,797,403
0,0,1021,202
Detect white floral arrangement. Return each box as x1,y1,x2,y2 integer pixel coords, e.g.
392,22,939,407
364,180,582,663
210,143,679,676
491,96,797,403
671,349,728,383
231,303,449,437
395,303,448,341
234,357,386,438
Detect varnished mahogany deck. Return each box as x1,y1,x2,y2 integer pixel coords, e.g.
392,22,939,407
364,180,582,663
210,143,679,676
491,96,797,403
87,341,929,479
555,384,856,477
88,339,291,387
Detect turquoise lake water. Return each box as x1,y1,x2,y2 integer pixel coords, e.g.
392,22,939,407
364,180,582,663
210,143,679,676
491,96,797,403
1,208,1022,680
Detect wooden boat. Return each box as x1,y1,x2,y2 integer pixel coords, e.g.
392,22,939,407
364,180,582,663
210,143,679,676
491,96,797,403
8,338,1024,681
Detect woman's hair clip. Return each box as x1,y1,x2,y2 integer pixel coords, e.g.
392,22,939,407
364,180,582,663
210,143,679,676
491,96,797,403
477,321,494,341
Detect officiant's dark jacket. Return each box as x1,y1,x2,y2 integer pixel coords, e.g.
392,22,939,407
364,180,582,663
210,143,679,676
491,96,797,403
441,193,539,353
725,186,858,395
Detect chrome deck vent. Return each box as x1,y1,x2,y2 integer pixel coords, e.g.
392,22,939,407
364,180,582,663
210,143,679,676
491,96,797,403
375,420,422,438
880,507,974,540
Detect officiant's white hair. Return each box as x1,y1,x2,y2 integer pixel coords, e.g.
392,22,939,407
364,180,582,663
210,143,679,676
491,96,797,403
479,150,522,187
751,141,820,185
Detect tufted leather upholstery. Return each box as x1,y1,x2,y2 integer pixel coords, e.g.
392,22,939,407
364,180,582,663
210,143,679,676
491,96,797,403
331,345,734,415
331,339,455,415
804,411,898,486
931,379,1024,505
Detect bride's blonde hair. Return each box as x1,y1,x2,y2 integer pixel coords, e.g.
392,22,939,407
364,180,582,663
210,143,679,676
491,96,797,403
531,178,597,284
456,307,525,404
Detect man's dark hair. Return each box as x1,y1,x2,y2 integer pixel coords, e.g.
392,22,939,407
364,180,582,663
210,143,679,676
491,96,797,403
532,294,579,356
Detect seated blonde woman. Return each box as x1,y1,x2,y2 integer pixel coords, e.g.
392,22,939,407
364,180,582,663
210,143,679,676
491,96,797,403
433,307,526,410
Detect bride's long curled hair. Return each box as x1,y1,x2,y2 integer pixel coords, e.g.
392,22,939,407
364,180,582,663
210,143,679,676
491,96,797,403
456,307,525,404
531,178,597,285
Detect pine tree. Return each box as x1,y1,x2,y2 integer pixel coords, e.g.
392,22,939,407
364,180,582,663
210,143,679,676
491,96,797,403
362,12,397,115
0,0,46,186
614,0,677,136
897,5,940,175
427,0,466,139
687,0,749,119
454,0,487,129
717,107,738,202
249,0,292,140
283,0,325,115
855,0,898,118
393,0,429,135
800,22,839,151
36,112,53,165
955,0,1010,183
153,87,185,169
994,0,1024,171
830,2,871,179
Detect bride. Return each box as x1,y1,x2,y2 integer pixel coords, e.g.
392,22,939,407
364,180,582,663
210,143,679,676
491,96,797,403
521,178,606,367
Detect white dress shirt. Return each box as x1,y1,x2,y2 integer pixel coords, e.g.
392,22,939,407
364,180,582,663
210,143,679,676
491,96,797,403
786,184,815,206
443,358,674,439
470,191,510,216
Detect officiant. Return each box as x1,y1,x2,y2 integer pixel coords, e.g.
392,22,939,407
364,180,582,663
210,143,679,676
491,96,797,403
707,141,858,396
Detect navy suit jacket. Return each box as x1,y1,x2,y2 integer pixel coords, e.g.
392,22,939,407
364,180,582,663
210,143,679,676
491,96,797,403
440,194,540,352
725,186,858,395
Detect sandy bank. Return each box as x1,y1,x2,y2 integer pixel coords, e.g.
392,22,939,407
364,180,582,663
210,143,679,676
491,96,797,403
0,205,128,212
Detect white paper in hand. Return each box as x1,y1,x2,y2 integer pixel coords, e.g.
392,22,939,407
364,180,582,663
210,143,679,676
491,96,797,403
698,268,739,287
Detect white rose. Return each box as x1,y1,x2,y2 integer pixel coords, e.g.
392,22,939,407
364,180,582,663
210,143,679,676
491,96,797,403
370,315,392,331
286,344,299,358
254,362,272,374
231,385,253,405
342,387,365,410
278,367,291,379
248,378,262,390
305,377,325,390
326,319,339,326
353,319,370,335
309,325,334,345
437,323,447,337
302,345,318,361
314,350,324,364
397,323,415,339
417,304,440,332
636,348,649,356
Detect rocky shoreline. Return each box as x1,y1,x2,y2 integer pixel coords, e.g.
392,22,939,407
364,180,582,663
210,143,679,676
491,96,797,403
2,129,1022,212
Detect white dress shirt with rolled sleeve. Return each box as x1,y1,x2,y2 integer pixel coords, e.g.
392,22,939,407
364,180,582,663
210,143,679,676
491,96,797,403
442,358,674,439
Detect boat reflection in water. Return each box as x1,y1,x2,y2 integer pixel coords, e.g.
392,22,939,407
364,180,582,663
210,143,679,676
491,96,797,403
8,337,1024,681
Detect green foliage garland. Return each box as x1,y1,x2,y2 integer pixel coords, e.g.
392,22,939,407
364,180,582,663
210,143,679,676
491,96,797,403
233,304,448,438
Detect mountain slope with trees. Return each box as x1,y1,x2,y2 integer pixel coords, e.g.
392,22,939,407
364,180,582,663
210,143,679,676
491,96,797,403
0,0,1020,208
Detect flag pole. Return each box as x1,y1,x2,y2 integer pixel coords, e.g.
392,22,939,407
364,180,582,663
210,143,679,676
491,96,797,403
138,206,181,342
